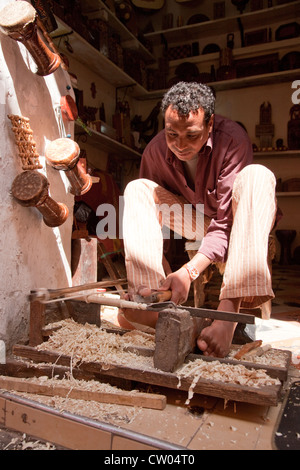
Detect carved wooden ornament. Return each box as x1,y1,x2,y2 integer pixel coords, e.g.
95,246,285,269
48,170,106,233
11,170,69,227
0,1,61,76
45,138,92,196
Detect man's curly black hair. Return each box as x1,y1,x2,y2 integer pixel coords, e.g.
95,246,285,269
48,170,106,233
161,82,215,124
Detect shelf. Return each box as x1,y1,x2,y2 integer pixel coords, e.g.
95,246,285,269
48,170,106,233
75,123,142,160
81,0,155,63
52,17,149,97
254,150,300,158
52,7,299,100
204,69,300,92
276,192,300,197
144,1,300,44
136,68,300,100
168,37,300,68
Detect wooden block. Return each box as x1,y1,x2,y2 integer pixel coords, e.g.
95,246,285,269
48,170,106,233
153,309,207,373
29,300,45,347
65,300,101,327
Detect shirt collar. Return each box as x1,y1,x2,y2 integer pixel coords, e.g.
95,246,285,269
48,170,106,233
200,132,213,156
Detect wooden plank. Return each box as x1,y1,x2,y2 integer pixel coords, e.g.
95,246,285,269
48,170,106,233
0,358,133,391
92,344,290,381
28,278,127,302
29,301,45,347
12,345,282,407
0,376,166,410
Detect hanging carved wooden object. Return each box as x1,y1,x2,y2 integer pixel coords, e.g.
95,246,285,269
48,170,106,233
11,171,69,227
288,105,300,150
231,0,249,14
45,138,92,196
7,115,42,170
255,102,275,149
0,1,61,76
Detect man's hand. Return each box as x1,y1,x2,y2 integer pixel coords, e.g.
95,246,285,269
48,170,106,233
158,266,191,305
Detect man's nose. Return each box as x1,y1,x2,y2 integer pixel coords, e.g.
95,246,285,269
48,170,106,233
176,137,186,149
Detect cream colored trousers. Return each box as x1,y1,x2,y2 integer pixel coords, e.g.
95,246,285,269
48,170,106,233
123,164,277,309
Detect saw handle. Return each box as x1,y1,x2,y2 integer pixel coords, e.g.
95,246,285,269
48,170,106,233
154,290,172,302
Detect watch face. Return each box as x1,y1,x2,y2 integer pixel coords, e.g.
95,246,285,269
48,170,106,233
190,269,198,280
186,263,199,280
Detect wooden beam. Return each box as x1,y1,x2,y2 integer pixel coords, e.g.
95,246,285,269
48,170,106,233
12,345,284,407
0,375,166,410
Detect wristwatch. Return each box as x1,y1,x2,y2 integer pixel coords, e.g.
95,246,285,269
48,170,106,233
184,262,200,281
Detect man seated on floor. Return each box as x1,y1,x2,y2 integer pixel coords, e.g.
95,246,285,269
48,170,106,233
118,81,277,358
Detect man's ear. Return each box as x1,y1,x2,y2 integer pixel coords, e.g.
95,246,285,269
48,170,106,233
208,114,214,133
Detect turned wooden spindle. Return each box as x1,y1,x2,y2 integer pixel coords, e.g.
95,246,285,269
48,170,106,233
11,171,69,227
45,138,92,196
0,1,61,76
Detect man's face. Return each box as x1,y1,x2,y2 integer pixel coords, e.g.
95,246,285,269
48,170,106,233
164,105,214,161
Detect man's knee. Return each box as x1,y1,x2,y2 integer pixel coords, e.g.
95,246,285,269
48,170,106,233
124,178,156,199
234,164,276,196
237,164,275,185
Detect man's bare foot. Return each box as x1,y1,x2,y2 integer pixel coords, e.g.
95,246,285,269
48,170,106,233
118,285,159,330
197,320,237,357
197,298,241,357
117,308,158,330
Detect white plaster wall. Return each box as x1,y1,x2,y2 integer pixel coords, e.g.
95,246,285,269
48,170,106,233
0,0,74,349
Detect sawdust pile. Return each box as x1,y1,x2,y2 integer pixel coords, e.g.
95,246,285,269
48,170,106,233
3,374,144,426
178,359,281,404
11,389,141,426
1,432,57,451
228,347,287,367
13,391,141,425
37,319,154,369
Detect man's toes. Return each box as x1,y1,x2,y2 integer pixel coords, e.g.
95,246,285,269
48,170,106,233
197,338,208,352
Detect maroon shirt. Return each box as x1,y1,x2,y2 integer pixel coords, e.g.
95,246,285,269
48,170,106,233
139,114,253,263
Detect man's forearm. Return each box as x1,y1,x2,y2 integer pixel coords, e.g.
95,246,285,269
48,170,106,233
190,252,212,275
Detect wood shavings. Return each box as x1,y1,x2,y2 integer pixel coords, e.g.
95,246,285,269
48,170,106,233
228,346,288,367
1,372,144,427
35,319,282,409
177,358,281,404
2,433,56,451
37,319,154,369
12,391,141,426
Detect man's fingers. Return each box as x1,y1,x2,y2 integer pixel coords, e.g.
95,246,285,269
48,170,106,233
137,286,152,297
